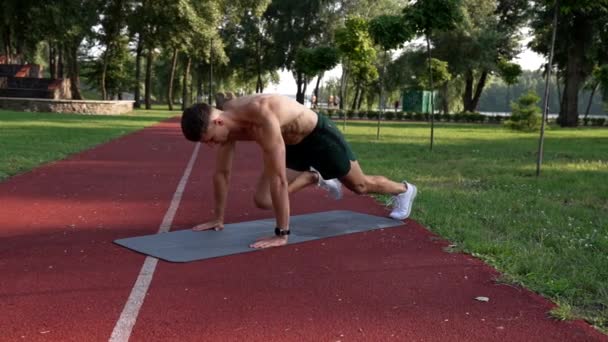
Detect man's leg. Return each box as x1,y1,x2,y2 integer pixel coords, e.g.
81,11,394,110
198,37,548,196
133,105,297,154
339,161,416,220
339,161,406,195
253,169,318,210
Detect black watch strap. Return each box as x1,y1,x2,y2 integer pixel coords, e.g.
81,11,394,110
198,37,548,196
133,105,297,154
275,227,290,236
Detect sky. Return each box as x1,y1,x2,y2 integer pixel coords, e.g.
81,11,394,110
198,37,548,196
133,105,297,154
264,41,546,96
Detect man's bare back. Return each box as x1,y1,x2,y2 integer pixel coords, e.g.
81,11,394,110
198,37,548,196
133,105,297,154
222,94,318,145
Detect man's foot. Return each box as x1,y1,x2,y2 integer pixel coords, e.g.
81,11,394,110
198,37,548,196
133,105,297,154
311,168,342,200
389,181,417,220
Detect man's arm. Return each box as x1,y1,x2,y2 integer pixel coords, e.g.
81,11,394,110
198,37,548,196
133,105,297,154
249,116,290,248
213,141,235,223
192,141,235,231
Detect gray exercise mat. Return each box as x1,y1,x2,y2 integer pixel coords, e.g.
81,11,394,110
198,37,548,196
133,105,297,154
114,210,403,263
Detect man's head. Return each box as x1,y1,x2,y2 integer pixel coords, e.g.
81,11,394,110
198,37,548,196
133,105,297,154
181,103,229,145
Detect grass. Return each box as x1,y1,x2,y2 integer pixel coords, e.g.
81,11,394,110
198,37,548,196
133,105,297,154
0,108,179,181
1,109,606,332
339,120,607,332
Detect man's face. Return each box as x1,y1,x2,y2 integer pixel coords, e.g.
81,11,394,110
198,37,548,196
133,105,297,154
200,117,228,146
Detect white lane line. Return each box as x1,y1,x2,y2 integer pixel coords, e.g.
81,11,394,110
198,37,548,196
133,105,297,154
109,143,200,342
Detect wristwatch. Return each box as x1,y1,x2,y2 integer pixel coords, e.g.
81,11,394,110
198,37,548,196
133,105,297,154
275,227,290,236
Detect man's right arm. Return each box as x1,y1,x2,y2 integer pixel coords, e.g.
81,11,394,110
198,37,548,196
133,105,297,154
212,141,235,223
192,141,235,231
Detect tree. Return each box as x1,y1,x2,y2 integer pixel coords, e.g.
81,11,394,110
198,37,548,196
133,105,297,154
99,0,130,100
403,0,462,150
530,0,608,127
293,46,340,104
583,65,608,123
497,58,523,108
264,0,327,104
432,0,529,113
506,91,543,131
335,16,377,127
368,14,414,138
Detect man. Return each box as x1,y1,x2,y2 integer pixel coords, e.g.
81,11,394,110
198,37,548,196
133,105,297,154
181,94,417,249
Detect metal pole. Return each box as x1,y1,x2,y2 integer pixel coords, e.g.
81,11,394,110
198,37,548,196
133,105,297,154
536,0,559,177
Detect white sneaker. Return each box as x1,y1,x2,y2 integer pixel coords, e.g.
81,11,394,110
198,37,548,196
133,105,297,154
389,181,417,220
311,168,343,200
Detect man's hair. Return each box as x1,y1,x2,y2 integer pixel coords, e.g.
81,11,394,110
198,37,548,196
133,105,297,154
181,103,212,142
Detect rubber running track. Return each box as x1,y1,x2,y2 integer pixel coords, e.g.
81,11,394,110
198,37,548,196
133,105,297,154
0,117,605,341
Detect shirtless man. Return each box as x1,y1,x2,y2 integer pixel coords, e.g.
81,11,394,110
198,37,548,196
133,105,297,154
180,94,417,249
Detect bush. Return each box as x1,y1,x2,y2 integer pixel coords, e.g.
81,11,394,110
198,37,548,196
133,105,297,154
367,111,379,120
357,110,366,119
453,113,465,122
384,112,395,121
346,110,356,119
505,91,542,131
405,112,414,120
396,111,404,121
337,111,345,119
414,112,425,121
591,118,606,126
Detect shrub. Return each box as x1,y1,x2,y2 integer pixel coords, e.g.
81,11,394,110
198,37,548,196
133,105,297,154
405,112,414,120
414,112,425,121
384,112,395,121
505,91,542,131
337,111,345,119
591,118,606,126
346,110,356,119
396,111,404,120
367,111,379,120
357,110,366,119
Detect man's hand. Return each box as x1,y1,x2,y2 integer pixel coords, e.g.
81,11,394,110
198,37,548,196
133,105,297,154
249,235,288,249
192,219,224,231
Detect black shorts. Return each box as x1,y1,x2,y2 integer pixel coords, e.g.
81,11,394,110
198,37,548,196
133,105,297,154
285,113,357,179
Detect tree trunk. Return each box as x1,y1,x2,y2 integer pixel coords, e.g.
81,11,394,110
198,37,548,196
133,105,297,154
134,35,143,108
462,69,474,112
145,48,153,110
196,63,203,103
2,27,12,63
351,84,359,110
313,73,323,98
101,48,109,100
295,72,305,104
181,56,191,111
58,46,64,79
440,82,449,114
559,47,584,127
427,34,435,151
256,40,263,93
168,48,178,110
357,88,364,110
468,71,488,112
49,42,57,79
339,62,349,110
67,43,83,100
555,72,562,114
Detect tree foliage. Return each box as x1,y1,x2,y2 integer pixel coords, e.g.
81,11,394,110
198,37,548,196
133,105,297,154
505,91,543,131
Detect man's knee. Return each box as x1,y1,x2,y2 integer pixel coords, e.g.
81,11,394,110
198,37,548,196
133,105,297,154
347,181,368,195
253,195,273,210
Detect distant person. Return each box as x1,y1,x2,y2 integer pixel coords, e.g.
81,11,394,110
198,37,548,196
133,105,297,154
181,94,417,249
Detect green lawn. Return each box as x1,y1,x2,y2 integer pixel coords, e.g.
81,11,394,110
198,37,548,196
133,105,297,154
1,109,606,332
0,109,179,180
341,120,607,332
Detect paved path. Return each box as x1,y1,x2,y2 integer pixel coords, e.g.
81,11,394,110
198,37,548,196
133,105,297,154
1,118,605,341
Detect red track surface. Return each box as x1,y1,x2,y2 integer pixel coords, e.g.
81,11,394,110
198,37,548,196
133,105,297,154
1,118,605,341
